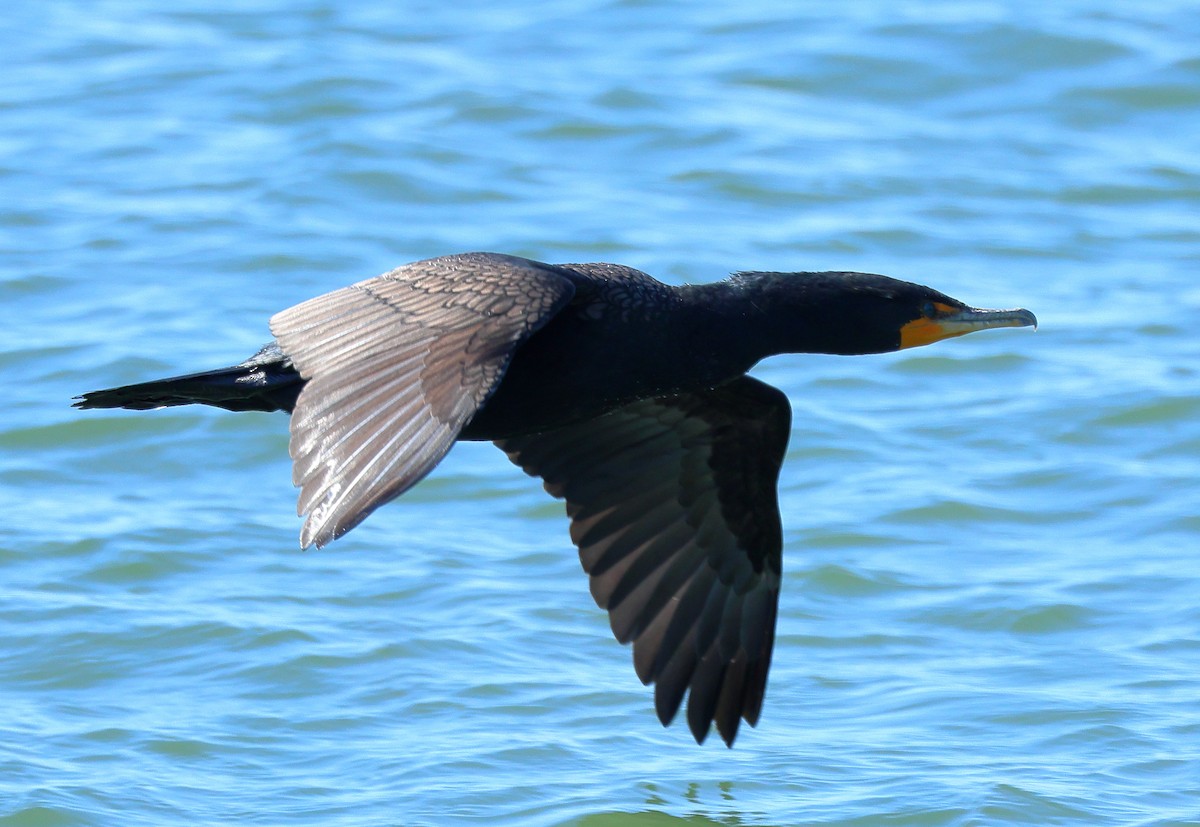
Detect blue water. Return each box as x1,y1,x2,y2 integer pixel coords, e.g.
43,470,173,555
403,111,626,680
3,2,1199,825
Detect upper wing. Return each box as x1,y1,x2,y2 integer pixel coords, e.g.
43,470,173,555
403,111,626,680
497,375,791,746
270,252,575,548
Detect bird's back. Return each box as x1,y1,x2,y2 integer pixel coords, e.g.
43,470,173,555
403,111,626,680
461,263,748,440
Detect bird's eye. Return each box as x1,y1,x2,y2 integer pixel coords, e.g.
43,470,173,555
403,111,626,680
921,301,937,318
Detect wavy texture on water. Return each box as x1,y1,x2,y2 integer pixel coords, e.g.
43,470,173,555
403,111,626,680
2,2,1199,825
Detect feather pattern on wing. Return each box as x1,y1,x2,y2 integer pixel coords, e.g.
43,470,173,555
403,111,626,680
270,252,575,548
498,375,790,745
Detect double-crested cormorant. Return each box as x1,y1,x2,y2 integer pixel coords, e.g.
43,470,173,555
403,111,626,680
75,252,1036,746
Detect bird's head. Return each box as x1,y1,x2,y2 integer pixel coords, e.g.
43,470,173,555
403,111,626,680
731,271,1037,356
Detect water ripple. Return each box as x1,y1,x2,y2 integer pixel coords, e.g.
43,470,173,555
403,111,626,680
3,1,1199,825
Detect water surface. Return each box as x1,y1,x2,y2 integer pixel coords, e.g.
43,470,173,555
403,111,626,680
2,2,1198,825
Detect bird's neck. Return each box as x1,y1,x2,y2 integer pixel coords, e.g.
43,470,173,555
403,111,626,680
671,282,767,379
682,277,855,365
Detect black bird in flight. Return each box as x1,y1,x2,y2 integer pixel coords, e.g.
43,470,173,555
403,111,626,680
76,252,1036,746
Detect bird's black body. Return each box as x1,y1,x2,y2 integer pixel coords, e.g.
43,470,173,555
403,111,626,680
75,252,1036,746
465,264,747,438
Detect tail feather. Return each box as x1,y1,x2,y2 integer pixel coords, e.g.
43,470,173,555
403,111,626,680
74,343,305,414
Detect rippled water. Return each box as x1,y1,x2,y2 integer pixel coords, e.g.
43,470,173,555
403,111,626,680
3,2,1199,825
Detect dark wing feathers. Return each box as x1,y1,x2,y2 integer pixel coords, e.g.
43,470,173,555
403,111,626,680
498,375,791,746
270,253,575,548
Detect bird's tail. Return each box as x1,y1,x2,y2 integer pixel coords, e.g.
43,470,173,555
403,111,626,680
73,343,305,413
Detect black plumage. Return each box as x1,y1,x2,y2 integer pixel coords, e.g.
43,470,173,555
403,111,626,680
75,251,1036,746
